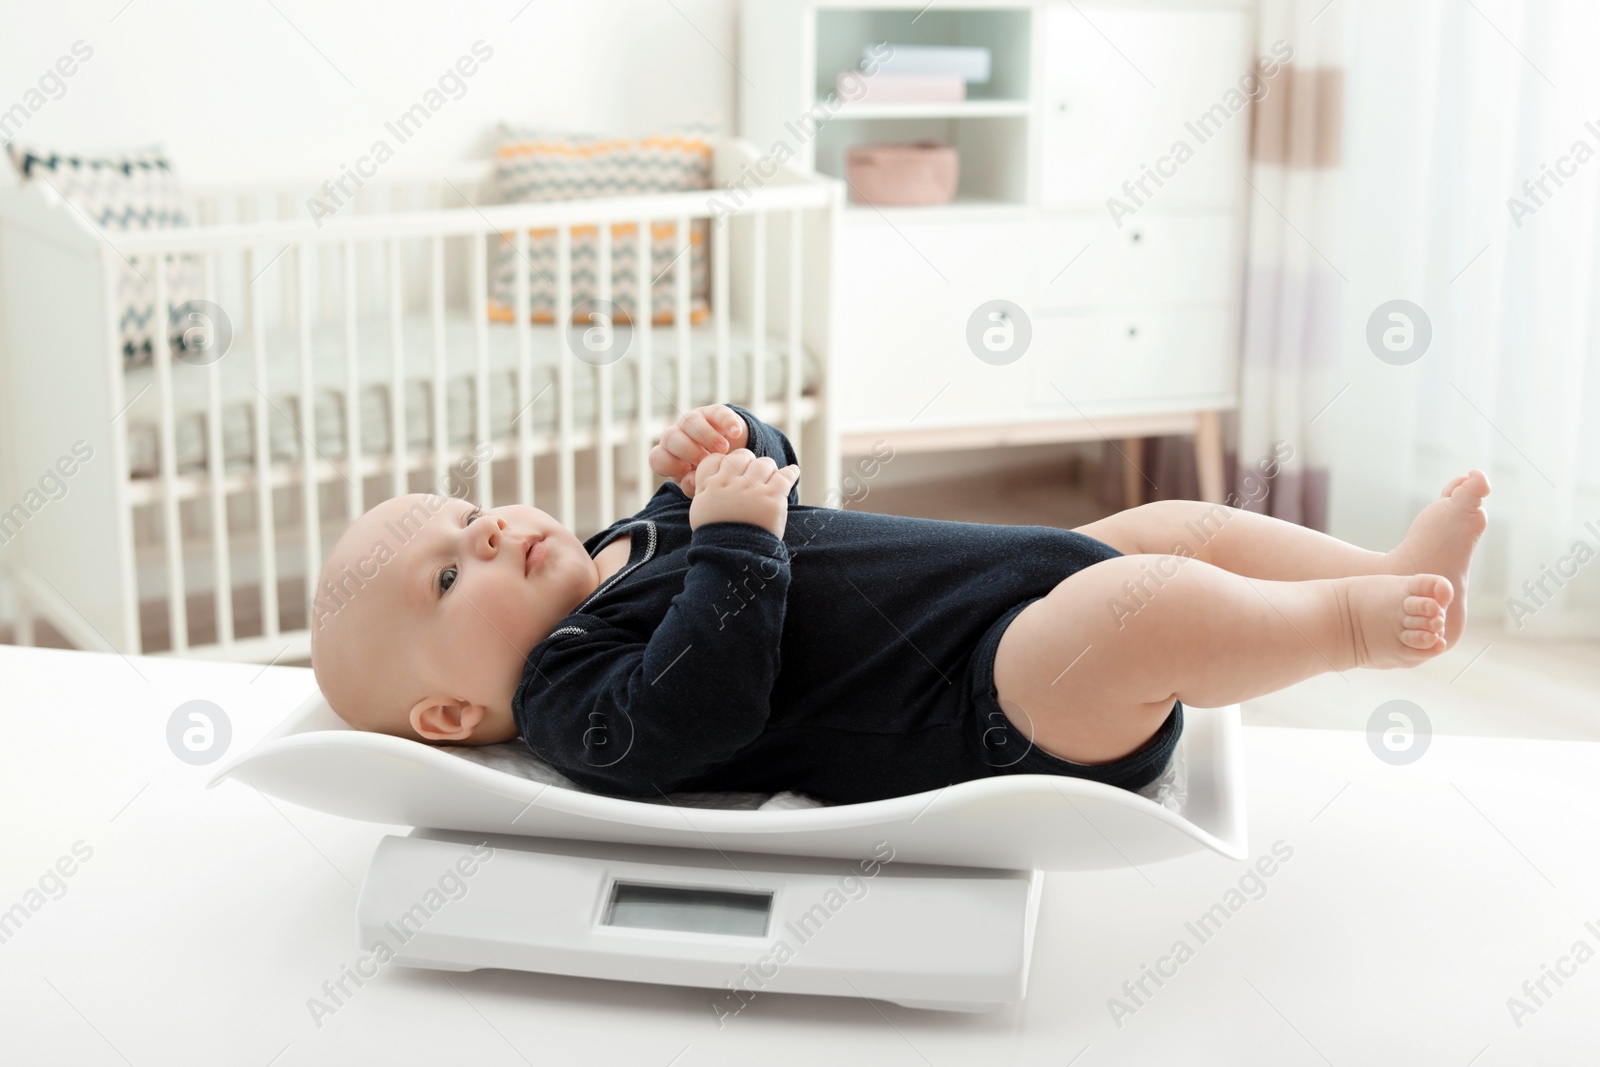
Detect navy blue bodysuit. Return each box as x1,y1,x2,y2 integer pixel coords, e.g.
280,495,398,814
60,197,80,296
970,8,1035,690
512,405,1182,805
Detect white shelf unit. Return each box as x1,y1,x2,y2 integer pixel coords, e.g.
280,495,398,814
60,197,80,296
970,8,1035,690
808,6,1035,210
828,100,1034,118
740,0,1257,503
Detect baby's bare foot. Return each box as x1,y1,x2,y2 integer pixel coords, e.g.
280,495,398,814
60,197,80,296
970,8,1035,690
1335,573,1454,669
1385,469,1489,649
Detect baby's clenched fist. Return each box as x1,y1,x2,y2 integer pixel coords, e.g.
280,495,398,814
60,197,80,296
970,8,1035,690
688,449,799,539
650,403,748,498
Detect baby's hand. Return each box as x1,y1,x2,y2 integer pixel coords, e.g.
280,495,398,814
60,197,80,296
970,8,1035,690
649,404,749,497
689,449,799,538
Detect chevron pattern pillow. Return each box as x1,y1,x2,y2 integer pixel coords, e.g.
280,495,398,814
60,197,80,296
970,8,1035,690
487,125,714,327
7,146,201,368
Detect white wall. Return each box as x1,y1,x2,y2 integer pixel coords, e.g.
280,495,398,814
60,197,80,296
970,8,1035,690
0,0,738,181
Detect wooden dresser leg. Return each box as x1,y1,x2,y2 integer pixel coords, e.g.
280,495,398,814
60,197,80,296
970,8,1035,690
1121,437,1145,508
1195,411,1224,503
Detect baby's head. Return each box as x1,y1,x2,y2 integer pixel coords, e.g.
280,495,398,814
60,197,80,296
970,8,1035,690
310,493,596,746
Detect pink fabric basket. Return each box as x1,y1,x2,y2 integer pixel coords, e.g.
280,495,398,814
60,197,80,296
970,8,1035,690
845,142,960,206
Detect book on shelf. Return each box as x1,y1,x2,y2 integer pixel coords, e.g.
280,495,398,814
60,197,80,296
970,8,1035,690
867,44,992,84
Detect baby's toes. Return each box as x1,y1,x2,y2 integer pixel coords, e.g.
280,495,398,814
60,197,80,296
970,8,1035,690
1449,470,1492,510
1408,573,1454,609
1402,608,1444,637
1400,604,1446,649
1398,574,1452,650
1408,591,1446,627
1400,624,1445,650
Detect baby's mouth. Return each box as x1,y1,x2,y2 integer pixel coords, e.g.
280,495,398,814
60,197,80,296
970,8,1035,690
524,536,546,577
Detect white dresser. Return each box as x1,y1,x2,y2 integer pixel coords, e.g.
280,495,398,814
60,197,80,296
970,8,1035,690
740,1,1257,502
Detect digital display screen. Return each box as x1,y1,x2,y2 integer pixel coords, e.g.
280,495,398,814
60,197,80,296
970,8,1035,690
602,881,773,937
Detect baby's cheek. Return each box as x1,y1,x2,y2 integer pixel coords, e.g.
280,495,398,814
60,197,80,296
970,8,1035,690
460,604,525,677
494,583,546,646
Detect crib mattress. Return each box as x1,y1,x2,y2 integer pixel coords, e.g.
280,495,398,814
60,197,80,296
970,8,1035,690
122,312,821,479
209,690,1249,873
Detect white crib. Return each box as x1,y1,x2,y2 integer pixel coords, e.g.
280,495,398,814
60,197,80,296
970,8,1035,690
0,138,841,662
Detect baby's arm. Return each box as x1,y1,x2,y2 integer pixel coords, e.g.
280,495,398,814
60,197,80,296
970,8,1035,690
519,448,800,796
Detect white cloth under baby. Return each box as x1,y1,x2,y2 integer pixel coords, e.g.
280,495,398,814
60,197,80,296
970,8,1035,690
442,737,1188,815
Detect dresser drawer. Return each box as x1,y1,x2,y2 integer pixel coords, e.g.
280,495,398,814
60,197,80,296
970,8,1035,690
1017,306,1237,412
835,221,1237,431
1036,213,1238,307
841,304,1236,431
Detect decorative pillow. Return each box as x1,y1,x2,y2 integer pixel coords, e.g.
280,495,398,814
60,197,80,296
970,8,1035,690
7,145,201,368
487,124,715,327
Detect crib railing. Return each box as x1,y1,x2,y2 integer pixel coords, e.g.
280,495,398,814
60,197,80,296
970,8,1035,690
37,142,839,661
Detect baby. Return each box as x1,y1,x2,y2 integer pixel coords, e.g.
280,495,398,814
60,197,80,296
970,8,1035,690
311,403,1489,805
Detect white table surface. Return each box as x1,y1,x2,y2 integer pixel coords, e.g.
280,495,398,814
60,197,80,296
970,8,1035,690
2,644,1598,1066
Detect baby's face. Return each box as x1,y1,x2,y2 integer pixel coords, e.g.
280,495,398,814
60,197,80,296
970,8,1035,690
323,493,598,741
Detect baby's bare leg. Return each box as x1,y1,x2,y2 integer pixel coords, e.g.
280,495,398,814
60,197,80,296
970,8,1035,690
992,553,1453,765
1074,471,1489,648
1074,500,1386,581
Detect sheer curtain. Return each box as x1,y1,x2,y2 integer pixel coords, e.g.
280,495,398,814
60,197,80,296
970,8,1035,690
1230,0,1346,530
1330,0,1600,637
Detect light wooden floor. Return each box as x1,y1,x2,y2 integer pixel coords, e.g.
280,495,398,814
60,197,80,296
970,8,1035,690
8,457,1597,742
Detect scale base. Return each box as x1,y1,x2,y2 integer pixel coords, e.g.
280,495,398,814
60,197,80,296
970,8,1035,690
356,829,1045,1013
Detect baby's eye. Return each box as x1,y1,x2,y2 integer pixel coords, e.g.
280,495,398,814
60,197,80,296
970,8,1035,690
438,565,458,595
465,508,483,524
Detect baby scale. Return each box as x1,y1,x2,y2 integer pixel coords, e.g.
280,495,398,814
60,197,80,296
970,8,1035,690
211,693,1247,1012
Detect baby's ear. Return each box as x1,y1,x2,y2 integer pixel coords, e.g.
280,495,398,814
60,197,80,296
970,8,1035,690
409,696,487,742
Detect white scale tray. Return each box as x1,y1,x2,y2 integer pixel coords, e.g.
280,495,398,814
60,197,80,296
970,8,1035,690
211,692,1248,872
